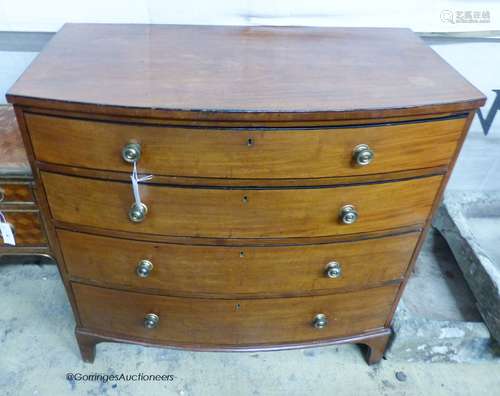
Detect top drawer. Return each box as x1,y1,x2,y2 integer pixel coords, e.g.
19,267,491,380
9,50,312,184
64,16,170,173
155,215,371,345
25,113,467,179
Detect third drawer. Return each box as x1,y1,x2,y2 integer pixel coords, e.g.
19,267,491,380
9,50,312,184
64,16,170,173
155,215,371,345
59,229,419,296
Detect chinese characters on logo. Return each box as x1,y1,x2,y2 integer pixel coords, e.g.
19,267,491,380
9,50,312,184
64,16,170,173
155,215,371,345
440,10,491,24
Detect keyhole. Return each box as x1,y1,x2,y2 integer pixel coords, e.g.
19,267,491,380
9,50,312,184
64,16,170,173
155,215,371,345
235,303,241,311
242,196,249,204
239,251,245,258
247,138,254,147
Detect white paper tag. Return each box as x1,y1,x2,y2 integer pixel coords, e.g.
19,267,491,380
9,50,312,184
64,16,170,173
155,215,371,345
0,222,15,246
130,161,152,208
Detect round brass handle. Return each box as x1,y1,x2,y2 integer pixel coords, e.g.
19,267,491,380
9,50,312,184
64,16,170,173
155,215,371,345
312,313,328,329
136,260,153,278
353,144,374,166
129,203,148,223
143,313,160,329
325,261,342,279
122,143,142,163
0,188,5,202
340,205,358,225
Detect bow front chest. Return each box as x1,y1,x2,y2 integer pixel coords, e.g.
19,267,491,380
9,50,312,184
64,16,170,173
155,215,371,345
7,24,485,364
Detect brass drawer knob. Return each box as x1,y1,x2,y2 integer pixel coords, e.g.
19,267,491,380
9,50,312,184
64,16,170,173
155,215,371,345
340,204,358,225
129,202,148,223
144,313,160,329
312,313,328,329
122,142,142,163
353,144,374,166
136,260,153,278
0,188,4,202
325,261,342,278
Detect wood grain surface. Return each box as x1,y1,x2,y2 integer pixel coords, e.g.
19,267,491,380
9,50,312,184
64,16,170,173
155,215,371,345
26,112,466,179
7,24,485,121
0,182,33,203
0,106,31,176
73,282,398,345
59,229,418,297
42,172,442,238
0,210,46,246
6,24,485,362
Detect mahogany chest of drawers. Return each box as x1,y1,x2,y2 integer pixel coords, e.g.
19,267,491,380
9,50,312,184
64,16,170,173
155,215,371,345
7,24,485,364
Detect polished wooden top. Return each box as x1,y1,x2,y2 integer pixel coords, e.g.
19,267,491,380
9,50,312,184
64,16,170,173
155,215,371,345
0,106,30,176
7,24,485,121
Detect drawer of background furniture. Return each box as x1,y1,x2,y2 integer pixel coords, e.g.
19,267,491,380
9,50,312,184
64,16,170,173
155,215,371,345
0,183,33,203
26,113,467,179
0,210,46,246
59,229,418,296
43,171,441,238
73,282,398,345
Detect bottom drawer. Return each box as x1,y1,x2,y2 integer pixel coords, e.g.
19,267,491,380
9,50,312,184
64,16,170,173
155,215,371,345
73,283,398,346
0,210,46,246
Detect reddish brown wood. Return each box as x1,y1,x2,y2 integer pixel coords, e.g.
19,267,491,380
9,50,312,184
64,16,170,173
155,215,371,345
59,229,418,297
35,160,447,188
72,282,398,345
0,210,46,246
362,329,392,365
7,25,485,364
6,25,485,121
74,326,390,364
25,112,466,179
0,105,50,256
75,328,97,363
0,183,33,203
17,105,468,127
54,221,422,247
42,171,442,238
0,106,30,175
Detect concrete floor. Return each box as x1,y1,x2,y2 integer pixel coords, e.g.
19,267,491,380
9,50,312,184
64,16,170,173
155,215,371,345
1,248,500,396
404,230,482,322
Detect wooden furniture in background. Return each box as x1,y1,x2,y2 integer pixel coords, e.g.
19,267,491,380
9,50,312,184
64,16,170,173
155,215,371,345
7,24,485,364
0,106,49,258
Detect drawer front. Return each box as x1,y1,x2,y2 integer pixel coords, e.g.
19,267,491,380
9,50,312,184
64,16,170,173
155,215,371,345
27,113,466,179
43,172,441,238
0,211,46,246
59,230,418,296
73,283,398,345
0,183,33,203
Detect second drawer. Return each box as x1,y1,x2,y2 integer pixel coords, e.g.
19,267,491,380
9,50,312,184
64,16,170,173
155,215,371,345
43,172,441,238
59,229,418,296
